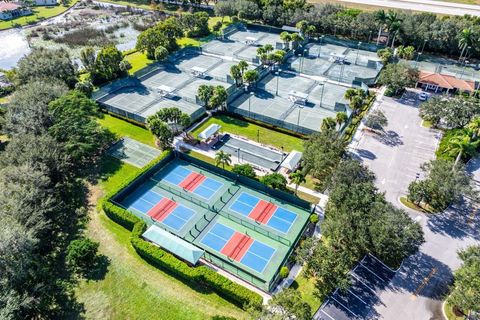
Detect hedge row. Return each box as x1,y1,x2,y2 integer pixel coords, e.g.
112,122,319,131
343,95,376,142
101,150,263,309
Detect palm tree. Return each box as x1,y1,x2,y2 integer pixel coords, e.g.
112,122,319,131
290,171,306,195
374,10,387,45
238,60,249,76
467,117,480,139
280,31,292,50
243,70,259,89
344,88,366,114
385,10,402,47
336,111,348,130
197,84,214,108
446,134,479,167
458,28,475,61
291,33,303,50
215,151,231,170
264,44,274,54
230,64,242,86
389,21,402,49
321,117,336,131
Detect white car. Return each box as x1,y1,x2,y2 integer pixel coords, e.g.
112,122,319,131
418,92,429,101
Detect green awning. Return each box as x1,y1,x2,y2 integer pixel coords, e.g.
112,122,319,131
142,226,204,265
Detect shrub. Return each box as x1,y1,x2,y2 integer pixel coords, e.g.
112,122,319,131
232,163,256,179
279,266,290,279
309,214,319,224
66,237,99,272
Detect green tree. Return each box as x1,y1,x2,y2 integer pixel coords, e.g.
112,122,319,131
232,163,256,178
243,70,259,89
336,111,348,129
448,245,480,316
197,84,215,109
378,63,419,95
344,88,367,114
147,116,173,149
230,64,242,86
364,109,388,131
136,26,170,59
467,117,480,139
92,46,125,83
80,46,96,73
280,31,292,49
445,134,478,167
290,171,306,194
14,47,78,87
209,86,228,110
374,10,387,45
268,288,311,320
260,173,287,190
66,237,99,274
321,117,337,131
238,60,249,76
154,45,169,61
419,95,480,129
215,150,232,170
458,28,476,61
377,47,393,64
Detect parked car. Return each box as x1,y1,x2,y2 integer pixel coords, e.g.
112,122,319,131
418,92,430,101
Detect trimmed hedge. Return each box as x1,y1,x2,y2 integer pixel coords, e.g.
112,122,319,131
101,150,263,309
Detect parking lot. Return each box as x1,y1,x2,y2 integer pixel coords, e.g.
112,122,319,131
350,90,441,205
315,255,396,320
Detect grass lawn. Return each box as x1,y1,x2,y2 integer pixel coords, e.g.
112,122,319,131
185,149,234,171
444,301,466,320
421,120,433,128
291,188,320,204
291,270,321,312
98,114,155,147
124,51,154,75
75,155,248,319
399,196,436,214
0,95,12,105
191,115,305,152
0,1,78,30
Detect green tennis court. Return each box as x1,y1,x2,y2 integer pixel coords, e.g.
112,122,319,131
107,137,161,168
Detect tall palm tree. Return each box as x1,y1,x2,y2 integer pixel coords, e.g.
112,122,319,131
215,151,231,170
280,32,292,50
374,10,387,45
321,117,336,131
336,111,348,130
238,60,249,76
243,70,259,89
467,117,480,139
264,44,274,54
290,171,306,195
385,10,402,47
344,88,366,114
230,64,242,86
446,134,479,167
458,28,475,61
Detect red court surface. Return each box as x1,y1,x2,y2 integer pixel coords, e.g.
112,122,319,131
179,172,206,191
147,198,177,221
220,232,254,261
249,200,278,223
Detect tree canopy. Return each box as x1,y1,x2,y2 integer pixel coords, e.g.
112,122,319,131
419,95,480,129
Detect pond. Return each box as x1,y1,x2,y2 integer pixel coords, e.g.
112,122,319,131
0,29,31,70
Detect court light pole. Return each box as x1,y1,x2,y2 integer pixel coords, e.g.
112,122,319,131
257,129,260,143
296,104,304,132
297,54,302,73
319,80,326,108
421,39,427,54
275,69,282,96
317,36,324,58
355,41,362,65
415,52,422,69
248,91,254,118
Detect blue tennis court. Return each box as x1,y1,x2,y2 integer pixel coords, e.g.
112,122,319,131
200,222,276,273
153,164,224,201
229,192,297,234
123,186,197,232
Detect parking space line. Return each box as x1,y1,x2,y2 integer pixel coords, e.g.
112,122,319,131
368,254,397,272
347,288,367,305
331,296,358,317
350,271,376,293
410,267,437,300
320,309,335,320
360,263,386,282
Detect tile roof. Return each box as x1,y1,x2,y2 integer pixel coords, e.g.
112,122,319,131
0,2,21,12
418,71,476,92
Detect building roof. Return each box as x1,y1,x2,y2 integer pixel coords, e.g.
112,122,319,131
0,2,21,12
143,225,204,264
418,71,476,92
198,123,221,140
281,150,302,170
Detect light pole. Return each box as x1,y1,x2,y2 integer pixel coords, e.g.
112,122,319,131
275,69,281,96
421,39,427,54
237,147,240,162
296,104,304,132
317,35,324,58
248,91,254,118
368,31,372,43
459,60,469,80
319,80,326,108
297,54,302,73
415,52,422,69
355,41,362,65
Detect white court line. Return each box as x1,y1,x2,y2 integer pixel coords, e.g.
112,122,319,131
330,296,358,317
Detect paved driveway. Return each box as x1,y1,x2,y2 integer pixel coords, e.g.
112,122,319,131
348,91,480,320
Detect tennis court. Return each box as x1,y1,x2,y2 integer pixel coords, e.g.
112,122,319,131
106,137,161,168
229,192,297,234
200,221,276,273
403,55,480,82
154,163,224,201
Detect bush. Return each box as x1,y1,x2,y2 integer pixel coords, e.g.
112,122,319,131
309,214,319,224
66,237,99,272
279,266,289,279
232,163,256,179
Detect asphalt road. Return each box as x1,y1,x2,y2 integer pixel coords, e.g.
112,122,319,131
336,0,480,16
350,91,480,320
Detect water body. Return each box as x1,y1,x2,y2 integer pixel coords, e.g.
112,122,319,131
0,29,31,70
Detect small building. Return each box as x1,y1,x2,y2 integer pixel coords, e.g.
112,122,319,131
281,150,303,173
0,2,31,20
198,123,221,143
416,71,477,94
34,0,58,5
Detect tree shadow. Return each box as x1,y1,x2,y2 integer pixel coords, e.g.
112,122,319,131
427,199,480,241
354,148,377,160
373,130,403,147
83,254,110,281
389,252,452,300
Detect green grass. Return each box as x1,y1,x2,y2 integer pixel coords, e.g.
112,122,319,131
421,120,433,128
0,1,78,30
399,196,436,214
97,114,155,147
291,188,320,204
291,270,321,312
185,149,234,171
444,302,466,320
191,115,305,152
124,51,154,75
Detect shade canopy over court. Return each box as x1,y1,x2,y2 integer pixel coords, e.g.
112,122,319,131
143,225,204,265
112,153,311,291
198,123,221,141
